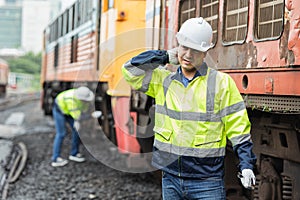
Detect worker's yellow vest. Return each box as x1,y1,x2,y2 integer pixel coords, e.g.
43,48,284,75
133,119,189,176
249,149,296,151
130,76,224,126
55,89,86,120
122,64,251,158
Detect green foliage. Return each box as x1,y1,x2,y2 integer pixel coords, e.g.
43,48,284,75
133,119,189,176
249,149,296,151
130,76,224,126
7,51,42,92
7,51,42,75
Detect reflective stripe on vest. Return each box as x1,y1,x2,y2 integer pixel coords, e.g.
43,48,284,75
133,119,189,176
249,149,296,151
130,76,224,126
154,139,226,158
153,68,247,155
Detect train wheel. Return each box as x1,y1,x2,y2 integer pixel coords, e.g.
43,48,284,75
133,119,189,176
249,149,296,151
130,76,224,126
43,89,53,115
0,85,6,98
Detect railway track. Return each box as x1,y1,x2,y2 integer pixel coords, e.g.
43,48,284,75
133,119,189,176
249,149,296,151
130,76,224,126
0,92,37,199
0,92,40,111
0,91,163,199
1,142,28,200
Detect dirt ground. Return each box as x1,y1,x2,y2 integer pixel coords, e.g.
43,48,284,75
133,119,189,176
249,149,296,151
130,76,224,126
1,99,162,200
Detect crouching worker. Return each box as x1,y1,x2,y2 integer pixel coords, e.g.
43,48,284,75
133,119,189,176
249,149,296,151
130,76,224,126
51,86,102,167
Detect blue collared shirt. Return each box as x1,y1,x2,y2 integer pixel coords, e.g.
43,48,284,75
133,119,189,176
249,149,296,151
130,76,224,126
178,67,201,87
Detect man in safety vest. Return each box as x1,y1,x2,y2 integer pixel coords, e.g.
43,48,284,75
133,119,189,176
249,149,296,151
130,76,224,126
122,17,256,199
51,86,102,167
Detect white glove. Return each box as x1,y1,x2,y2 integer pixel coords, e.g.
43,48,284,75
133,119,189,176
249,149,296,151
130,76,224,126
91,111,102,118
239,169,256,189
167,47,179,65
73,121,80,131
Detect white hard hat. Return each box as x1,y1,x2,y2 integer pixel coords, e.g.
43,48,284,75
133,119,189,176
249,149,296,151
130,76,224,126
74,86,94,101
176,17,213,52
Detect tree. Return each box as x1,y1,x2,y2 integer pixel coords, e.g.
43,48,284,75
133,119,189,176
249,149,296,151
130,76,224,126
7,51,42,75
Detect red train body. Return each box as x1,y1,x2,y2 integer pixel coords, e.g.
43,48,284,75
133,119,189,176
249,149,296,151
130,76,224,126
0,59,9,97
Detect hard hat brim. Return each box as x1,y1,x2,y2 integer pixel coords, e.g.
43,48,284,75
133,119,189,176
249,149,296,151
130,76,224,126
176,33,212,52
75,90,94,101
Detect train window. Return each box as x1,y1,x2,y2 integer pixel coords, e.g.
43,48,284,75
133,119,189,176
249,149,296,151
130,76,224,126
74,2,79,28
179,0,196,26
77,0,82,27
84,0,88,23
86,0,94,21
51,23,55,43
63,11,68,35
255,0,284,40
53,20,58,42
81,0,93,24
49,23,54,43
54,43,59,67
200,0,219,46
58,16,63,38
78,0,83,26
44,28,50,45
68,5,74,32
223,0,248,44
80,0,89,25
71,35,78,64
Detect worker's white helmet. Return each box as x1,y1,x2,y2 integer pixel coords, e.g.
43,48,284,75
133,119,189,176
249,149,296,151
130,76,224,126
74,86,94,101
176,17,213,52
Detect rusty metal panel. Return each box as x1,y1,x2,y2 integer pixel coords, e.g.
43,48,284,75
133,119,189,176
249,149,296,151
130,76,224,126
286,0,300,64
223,68,300,96
206,0,300,68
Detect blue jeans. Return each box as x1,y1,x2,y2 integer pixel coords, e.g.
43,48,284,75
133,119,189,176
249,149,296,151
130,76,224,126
162,171,226,200
52,103,80,161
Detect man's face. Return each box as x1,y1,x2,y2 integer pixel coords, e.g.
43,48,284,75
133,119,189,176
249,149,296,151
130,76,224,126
178,45,206,72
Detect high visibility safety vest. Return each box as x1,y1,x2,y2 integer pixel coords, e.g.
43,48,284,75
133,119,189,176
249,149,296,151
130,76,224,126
122,50,256,178
55,89,88,120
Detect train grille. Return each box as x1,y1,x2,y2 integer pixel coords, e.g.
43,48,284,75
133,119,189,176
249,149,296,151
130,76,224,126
282,176,293,200
253,175,260,199
244,95,300,113
253,175,293,199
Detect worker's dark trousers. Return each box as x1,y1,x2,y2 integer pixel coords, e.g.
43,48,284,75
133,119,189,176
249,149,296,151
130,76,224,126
52,103,80,161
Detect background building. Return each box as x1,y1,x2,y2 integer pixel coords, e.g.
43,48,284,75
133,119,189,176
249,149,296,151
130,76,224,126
0,5,22,49
0,0,62,56
22,0,51,53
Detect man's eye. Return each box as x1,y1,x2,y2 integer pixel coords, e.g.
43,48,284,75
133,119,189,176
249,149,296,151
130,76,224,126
191,49,200,54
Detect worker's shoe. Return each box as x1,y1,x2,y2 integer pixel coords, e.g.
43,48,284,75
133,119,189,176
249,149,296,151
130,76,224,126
51,157,68,167
69,153,85,162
